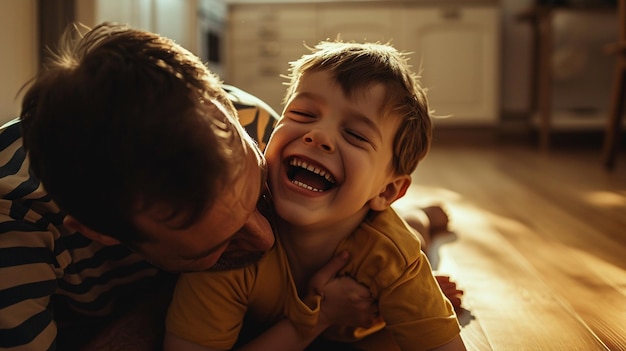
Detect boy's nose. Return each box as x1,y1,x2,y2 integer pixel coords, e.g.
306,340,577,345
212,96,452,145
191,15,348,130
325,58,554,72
303,130,334,152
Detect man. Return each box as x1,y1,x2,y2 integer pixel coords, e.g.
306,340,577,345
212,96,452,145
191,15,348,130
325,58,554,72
0,23,374,350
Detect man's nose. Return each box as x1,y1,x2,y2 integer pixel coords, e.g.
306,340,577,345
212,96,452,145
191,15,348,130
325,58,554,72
235,210,275,251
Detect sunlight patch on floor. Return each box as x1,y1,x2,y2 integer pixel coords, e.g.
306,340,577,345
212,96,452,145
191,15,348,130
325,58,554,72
582,190,626,207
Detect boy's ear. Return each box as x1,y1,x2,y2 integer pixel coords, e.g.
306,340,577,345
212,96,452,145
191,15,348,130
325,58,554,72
369,175,412,211
63,215,120,246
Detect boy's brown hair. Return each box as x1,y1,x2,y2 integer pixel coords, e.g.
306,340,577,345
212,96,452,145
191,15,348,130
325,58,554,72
283,40,432,176
20,23,247,242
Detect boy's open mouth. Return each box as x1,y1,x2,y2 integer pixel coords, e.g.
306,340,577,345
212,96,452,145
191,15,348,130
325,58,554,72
286,157,336,192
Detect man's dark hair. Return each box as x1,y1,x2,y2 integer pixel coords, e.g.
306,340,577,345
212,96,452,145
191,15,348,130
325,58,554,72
20,22,246,243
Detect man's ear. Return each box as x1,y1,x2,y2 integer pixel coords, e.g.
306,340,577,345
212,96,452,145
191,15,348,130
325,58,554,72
369,175,412,211
63,215,120,246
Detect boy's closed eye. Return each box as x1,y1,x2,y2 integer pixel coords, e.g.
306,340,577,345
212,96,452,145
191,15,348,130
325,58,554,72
344,129,370,144
288,110,317,121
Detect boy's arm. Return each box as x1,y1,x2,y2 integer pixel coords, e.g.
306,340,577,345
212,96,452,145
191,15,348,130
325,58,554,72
164,252,377,351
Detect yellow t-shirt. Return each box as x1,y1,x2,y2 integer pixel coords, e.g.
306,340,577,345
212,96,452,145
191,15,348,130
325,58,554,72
166,208,460,350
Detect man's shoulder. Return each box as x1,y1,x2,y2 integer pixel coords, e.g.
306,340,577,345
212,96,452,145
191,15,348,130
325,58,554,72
223,85,279,150
0,118,50,204
0,118,23,153
223,85,280,120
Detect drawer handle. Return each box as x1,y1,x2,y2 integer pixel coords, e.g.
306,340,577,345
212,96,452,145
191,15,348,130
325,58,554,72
259,65,280,76
441,8,462,20
259,42,281,57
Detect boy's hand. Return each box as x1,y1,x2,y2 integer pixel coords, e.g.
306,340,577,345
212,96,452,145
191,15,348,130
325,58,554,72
307,251,379,330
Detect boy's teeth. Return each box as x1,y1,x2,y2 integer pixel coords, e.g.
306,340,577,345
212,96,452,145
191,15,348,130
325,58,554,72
289,158,335,183
292,180,323,192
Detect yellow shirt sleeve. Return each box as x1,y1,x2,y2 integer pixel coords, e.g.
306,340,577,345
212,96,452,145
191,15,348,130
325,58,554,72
165,267,254,349
332,208,461,350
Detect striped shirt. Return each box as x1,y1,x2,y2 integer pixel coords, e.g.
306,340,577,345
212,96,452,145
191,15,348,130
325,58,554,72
0,86,278,351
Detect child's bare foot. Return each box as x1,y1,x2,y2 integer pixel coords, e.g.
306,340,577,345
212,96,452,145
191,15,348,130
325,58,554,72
422,206,464,309
435,275,464,310
422,205,449,235
394,204,448,250
394,203,464,308
406,205,449,251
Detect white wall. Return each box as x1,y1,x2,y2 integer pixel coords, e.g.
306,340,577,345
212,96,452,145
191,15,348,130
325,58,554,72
76,0,199,55
0,0,38,125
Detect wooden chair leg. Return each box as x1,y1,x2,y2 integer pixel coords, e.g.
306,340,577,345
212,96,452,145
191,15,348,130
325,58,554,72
603,63,626,171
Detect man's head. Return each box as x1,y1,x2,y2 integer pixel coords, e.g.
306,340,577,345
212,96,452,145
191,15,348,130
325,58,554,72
20,23,274,272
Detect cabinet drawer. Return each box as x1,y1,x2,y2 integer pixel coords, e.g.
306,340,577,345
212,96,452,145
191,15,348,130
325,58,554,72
230,3,316,23
400,6,500,124
316,3,401,43
229,3,317,41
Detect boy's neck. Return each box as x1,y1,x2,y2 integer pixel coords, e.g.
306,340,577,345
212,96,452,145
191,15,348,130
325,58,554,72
277,207,370,293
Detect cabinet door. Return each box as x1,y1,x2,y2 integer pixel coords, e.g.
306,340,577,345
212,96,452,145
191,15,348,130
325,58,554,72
227,3,317,113
401,7,500,125
88,0,153,31
316,3,402,45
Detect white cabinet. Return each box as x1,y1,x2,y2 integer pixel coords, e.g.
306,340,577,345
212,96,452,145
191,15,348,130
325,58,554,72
400,6,500,125
316,3,402,44
227,2,501,124
227,3,317,113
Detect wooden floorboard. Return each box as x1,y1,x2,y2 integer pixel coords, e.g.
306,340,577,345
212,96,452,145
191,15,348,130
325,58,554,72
394,136,626,350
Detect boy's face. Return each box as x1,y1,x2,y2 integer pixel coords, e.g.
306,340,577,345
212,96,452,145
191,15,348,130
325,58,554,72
265,70,401,228
131,106,275,273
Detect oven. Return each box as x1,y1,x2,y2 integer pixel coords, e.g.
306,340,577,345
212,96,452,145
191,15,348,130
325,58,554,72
197,0,226,79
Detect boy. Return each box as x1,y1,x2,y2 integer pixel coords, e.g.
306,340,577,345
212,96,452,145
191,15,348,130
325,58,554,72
165,41,466,350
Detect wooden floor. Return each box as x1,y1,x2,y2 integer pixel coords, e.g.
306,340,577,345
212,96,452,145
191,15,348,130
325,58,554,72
394,132,626,351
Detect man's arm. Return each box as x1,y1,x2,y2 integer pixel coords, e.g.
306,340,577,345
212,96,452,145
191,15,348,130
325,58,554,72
0,215,59,350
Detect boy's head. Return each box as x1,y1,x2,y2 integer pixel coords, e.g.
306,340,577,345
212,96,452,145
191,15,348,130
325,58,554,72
265,40,432,227
283,40,432,176
20,23,274,272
